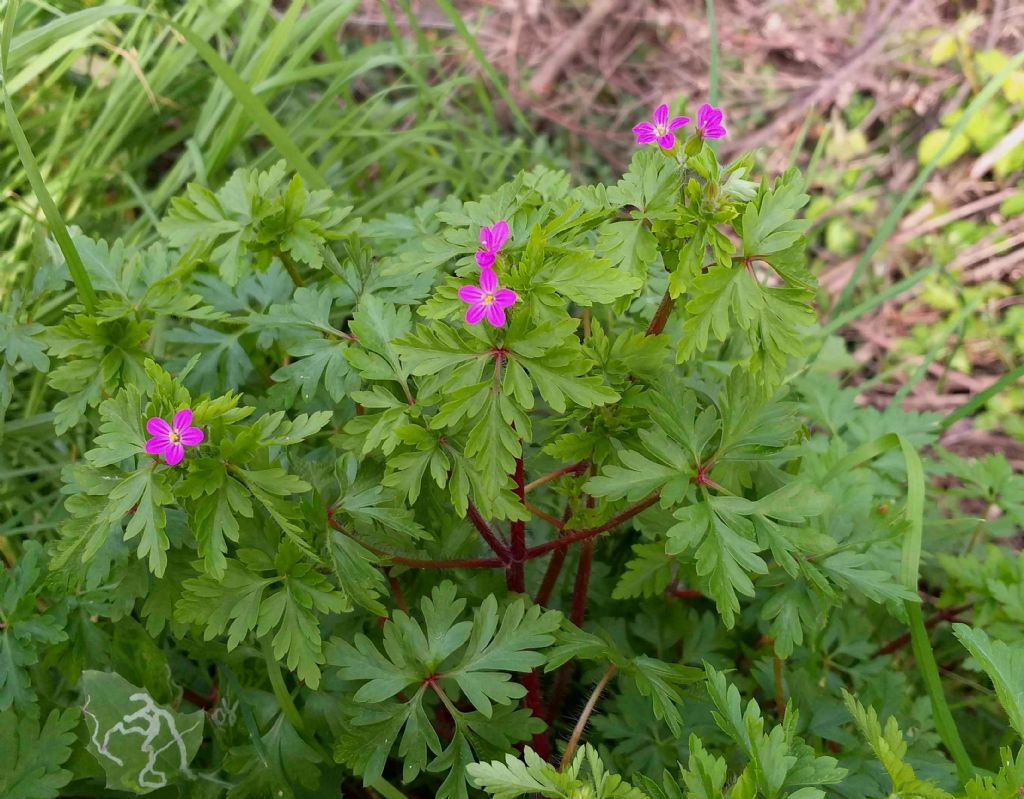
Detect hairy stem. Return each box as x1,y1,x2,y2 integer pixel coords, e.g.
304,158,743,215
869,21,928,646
534,505,575,606
773,656,786,720
468,499,511,561
560,664,617,770
277,250,305,287
524,492,660,559
524,460,589,494
645,291,674,336
508,456,527,593
873,602,972,657
522,669,550,760
328,516,503,569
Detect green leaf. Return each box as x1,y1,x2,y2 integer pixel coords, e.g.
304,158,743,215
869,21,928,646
0,704,78,799
597,220,658,282
613,543,674,600
843,691,955,799
741,169,810,256
953,624,1024,740
676,264,816,387
179,459,253,579
666,501,766,628
448,596,561,717
81,670,204,794
109,469,173,577
533,253,642,306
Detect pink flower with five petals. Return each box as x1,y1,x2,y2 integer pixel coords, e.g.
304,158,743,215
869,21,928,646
695,103,727,139
145,408,204,466
476,220,510,268
632,103,689,149
458,267,517,327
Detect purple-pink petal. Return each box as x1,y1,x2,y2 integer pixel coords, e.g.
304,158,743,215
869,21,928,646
459,285,485,303
465,303,487,325
484,303,506,327
475,251,496,268
653,103,669,127
479,266,498,294
480,225,494,250
656,132,676,149
179,427,204,446
165,443,185,466
668,115,690,131
145,437,170,455
493,288,518,308
632,122,657,144
490,220,509,251
146,416,170,437
173,408,193,430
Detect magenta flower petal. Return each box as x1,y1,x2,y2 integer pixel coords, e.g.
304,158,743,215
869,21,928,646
668,115,690,131
656,132,676,149
697,103,727,139
632,122,657,144
458,285,485,303
479,267,498,294
165,443,185,466
490,220,509,251
179,427,204,446
480,225,494,250
493,288,518,307
146,416,170,437
484,303,506,327
145,437,170,455
653,103,669,128
475,251,496,268
173,408,193,430
466,303,487,324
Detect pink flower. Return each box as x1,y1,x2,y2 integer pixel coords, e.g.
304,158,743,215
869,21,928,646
145,408,204,466
476,220,510,268
458,267,517,327
696,103,726,139
632,103,689,149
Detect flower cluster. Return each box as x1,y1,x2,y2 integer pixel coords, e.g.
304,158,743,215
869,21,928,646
458,220,518,328
633,101,726,149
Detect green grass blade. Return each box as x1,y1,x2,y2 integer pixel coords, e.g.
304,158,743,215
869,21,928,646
890,295,980,406
823,431,973,783
705,0,718,105
831,48,1024,317
938,363,1024,433
897,437,974,784
158,13,328,190
433,0,531,134
1,0,97,312
822,261,941,335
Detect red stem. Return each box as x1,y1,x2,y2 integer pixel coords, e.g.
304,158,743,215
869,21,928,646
645,291,675,336
524,492,660,559
524,460,589,493
468,499,511,561
571,542,594,626
871,603,972,657
668,587,704,600
387,570,410,613
327,516,503,569
507,457,527,593
522,669,550,759
327,493,657,572
534,505,575,606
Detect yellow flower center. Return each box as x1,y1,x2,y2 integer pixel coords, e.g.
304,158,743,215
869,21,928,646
169,430,182,444
482,292,495,306
655,123,667,136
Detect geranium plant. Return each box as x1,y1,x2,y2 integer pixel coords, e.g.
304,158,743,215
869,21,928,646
3,98,1024,799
